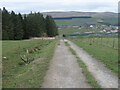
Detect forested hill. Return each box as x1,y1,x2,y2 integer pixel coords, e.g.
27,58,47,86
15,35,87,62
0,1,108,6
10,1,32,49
42,11,117,18
42,11,118,26
2,7,58,40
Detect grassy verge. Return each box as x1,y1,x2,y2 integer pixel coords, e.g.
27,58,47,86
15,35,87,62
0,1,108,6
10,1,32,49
65,41,101,88
70,38,118,76
3,39,59,88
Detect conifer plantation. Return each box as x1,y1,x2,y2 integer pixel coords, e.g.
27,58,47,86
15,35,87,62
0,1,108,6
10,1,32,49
2,7,58,40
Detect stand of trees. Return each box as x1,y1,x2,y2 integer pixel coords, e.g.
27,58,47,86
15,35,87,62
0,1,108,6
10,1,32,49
2,7,58,40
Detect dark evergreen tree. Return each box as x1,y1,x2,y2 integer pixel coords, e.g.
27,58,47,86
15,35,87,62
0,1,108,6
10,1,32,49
25,13,36,38
14,13,24,40
2,7,10,40
26,12,47,38
7,11,15,40
23,14,28,39
35,13,46,37
46,15,58,37
2,8,58,40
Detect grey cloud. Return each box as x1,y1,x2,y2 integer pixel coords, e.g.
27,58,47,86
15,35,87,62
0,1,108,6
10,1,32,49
0,0,118,13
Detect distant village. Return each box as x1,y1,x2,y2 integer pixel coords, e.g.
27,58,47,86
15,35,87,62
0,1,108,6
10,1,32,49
58,24,119,34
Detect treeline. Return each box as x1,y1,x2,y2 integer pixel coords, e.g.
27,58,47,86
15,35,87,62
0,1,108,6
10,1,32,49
2,7,58,40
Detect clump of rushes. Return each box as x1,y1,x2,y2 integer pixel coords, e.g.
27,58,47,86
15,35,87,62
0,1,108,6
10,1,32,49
65,41,101,88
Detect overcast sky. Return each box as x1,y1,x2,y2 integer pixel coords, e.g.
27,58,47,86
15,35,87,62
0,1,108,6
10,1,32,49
0,0,119,14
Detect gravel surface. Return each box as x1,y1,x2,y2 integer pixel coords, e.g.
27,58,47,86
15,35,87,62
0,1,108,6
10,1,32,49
42,40,91,88
66,40,118,88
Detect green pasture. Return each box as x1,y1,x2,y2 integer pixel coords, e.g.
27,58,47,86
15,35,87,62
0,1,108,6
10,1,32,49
70,38,118,76
2,39,58,88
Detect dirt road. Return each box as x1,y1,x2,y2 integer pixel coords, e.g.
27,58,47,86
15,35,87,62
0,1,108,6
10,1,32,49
66,40,118,88
42,40,91,88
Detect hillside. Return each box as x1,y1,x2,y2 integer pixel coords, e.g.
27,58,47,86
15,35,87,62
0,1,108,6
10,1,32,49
42,11,118,26
42,11,117,17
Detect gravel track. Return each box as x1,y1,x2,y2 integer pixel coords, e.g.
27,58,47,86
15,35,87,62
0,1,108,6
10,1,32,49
66,40,118,88
42,40,91,88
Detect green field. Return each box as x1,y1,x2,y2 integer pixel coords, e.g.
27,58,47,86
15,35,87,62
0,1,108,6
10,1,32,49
55,18,101,26
2,39,58,88
59,28,102,35
55,17,118,26
70,38,118,75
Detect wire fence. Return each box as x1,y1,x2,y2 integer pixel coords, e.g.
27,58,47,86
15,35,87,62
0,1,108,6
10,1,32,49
64,32,118,50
